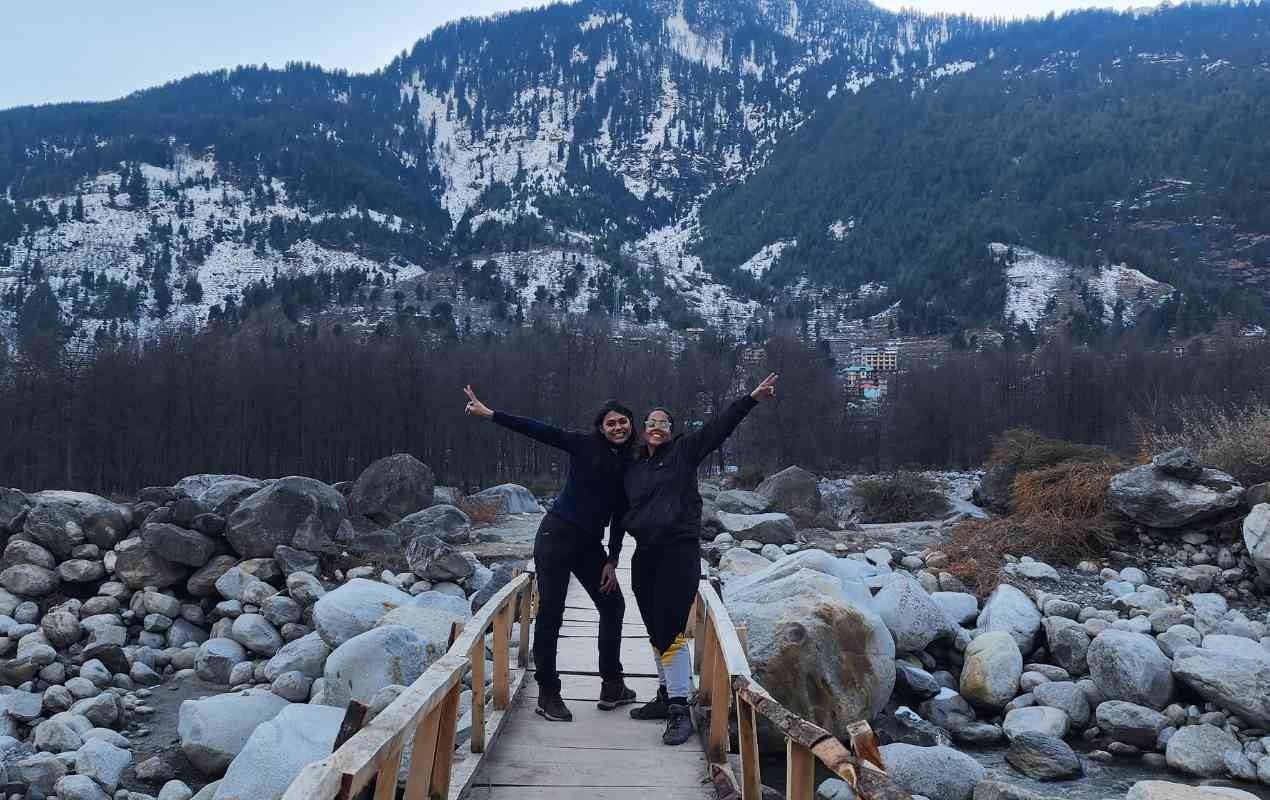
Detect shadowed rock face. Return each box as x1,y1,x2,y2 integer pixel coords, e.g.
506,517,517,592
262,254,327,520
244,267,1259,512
727,567,895,750
1107,461,1243,529
225,477,347,559
349,453,435,525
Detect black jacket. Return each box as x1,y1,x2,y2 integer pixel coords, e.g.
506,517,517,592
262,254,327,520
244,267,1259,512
491,412,629,562
622,395,758,546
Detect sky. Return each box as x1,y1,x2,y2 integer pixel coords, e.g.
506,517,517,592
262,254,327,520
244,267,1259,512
2,0,1148,111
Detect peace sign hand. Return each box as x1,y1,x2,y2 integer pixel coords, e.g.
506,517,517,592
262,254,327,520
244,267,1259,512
464,385,495,418
750,373,778,402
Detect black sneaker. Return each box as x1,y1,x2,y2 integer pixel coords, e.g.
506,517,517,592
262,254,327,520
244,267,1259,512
662,703,694,745
630,686,670,720
535,690,573,722
597,678,637,710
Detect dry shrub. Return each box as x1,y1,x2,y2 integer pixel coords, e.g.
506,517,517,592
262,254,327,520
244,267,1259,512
987,429,1118,474
1138,400,1270,487
854,471,951,524
945,512,1120,596
459,496,500,525
1010,459,1122,518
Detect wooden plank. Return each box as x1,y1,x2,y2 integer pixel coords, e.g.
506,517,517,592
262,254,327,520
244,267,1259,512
428,684,462,799
518,581,533,669
402,704,442,800
466,788,713,799
554,636,658,675
469,639,487,753
371,742,405,800
496,690,702,752
696,580,752,681
736,696,762,800
475,743,709,787
445,669,527,800
787,739,816,800
493,604,512,709
522,674,661,701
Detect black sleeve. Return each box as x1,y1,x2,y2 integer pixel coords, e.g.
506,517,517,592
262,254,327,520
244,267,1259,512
683,394,759,467
606,511,626,565
490,411,585,453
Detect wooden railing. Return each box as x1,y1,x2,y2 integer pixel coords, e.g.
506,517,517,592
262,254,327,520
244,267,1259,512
282,571,535,800
692,579,912,800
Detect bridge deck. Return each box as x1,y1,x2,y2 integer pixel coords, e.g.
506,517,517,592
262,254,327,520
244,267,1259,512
463,551,713,799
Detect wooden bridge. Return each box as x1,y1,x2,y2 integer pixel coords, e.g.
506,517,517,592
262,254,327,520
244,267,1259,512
283,549,911,800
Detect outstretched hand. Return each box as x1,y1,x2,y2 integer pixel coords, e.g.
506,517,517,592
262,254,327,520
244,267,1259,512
463,385,494,419
750,373,778,402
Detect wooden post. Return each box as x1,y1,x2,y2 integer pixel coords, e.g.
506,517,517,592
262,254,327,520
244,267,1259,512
427,684,462,799
787,739,816,800
469,638,487,753
493,602,512,709
698,618,717,702
736,696,762,800
691,596,705,673
708,634,730,761
518,579,533,669
372,742,405,800
402,705,442,800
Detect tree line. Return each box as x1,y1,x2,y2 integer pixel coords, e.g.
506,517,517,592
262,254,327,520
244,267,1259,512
0,317,1268,496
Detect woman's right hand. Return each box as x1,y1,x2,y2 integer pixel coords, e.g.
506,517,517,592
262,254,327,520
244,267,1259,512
464,385,494,418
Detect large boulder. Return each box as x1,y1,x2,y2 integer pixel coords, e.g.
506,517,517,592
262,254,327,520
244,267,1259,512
392,505,471,545
726,567,894,749
1095,701,1169,748
348,454,435,524
715,490,771,515
716,512,796,546
23,490,130,555
0,564,59,597
186,476,266,517
322,625,429,708
874,573,950,654
1126,781,1261,800
178,689,291,776
1164,724,1240,777
1107,458,1243,529
312,579,412,648
724,549,876,609
1005,733,1082,781
225,477,347,558
976,584,1041,654
1002,706,1069,740
113,537,188,590
754,466,822,516
972,463,1015,514
405,535,475,582
878,743,986,800
960,631,1022,711
195,638,249,684
1042,616,1090,676
212,703,344,800
1087,630,1174,709
1243,503,1270,588
1172,649,1270,727
142,523,219,567
718,548,771,579
264,632,332,681
468,483,540,514
0,488,30,534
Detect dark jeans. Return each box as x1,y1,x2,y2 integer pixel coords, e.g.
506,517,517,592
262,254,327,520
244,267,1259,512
532,514,625,693
631,539,701,654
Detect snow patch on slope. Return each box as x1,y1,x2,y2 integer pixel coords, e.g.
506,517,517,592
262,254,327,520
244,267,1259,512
993,242,1067,328
740,240,797,278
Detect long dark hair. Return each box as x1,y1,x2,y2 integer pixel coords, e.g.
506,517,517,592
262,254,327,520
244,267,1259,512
592,400,636,468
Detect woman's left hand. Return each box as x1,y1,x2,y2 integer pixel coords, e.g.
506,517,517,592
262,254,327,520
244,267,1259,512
600,563,619,593
750,373,778,402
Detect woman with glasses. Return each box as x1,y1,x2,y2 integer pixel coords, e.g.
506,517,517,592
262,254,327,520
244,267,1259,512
622,373,778,744
463,386,638,722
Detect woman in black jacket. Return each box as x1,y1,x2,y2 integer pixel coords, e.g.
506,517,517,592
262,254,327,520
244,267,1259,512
464,386,637,722
623,373,778,745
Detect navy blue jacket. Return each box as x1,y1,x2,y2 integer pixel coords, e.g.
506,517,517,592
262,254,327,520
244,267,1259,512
491,412,629,563
622,395,758,546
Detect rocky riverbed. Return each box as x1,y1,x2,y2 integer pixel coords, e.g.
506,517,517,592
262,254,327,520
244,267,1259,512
0,450,1268,800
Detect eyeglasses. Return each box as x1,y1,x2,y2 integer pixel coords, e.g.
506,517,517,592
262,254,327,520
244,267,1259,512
644,419,672,431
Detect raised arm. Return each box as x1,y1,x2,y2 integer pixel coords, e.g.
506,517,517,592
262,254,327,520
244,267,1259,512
684,373,778,466
464,385,579,451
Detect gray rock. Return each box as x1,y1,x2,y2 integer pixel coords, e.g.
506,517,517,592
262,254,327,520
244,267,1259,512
261,595,302,627
214,565,273,603
195,638,249,684
0,488,30,535
816,777,859,800
323,625,429,707
972,781,1049,800
188,555,238,597
14,751,68,793
755,466,823,516
1244,504,1270,588
716,489,772,515
1032,681,1090,727
726,566,894,750
270,671,313,702
312,578,412,647
977,585,1041,654
1087,630,1174,708
468,483,540,515
230,614,284,656
1006,733,1082,780
160,780,195,800
1125,781,1262,799
1042,616,1090,676
1096,701,1169,748
717,512,797,546
74,737,131,792
263,632,331,681
932,592,979,626
1002,706,1070,740
178,688,291,775
0,564,58,597
273,545,319,576
286,571,325,605
1157,624,1202,658
1172,649,1270,728
469,561,520,612
1108,462,1243,529
54,774,112,800
24,491,129,555
718,547,772,578
724,549,876,609
349,453,435,524
1005,561,1060,581
405,534,475,582
961,631,1022,711
184,475,265,517
33,717,83,752
392,504,471,545
142,523,219,567
1,538,56,570
58,559,106,583
113,537,188,590
1164,723,1240,777
211,703,344,800
875,573,950,654
879,743,986,800
225,477,347,558
895,662,942,701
